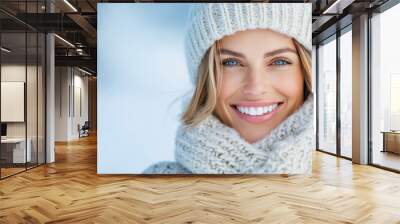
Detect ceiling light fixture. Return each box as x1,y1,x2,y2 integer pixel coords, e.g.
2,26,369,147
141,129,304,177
54,34,75,48
1,47,11,53
63,0,78,12
78,67,93,76
322,0,354,15
76,48,84,55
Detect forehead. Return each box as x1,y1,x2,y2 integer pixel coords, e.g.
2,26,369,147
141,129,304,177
219,29,295,52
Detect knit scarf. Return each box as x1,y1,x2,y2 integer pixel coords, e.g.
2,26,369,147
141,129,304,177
174,95,314,174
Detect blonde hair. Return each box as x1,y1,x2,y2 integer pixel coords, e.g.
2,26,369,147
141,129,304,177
181,38,312,127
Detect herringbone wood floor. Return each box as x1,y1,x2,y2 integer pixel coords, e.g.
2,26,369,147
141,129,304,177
1,134,400,224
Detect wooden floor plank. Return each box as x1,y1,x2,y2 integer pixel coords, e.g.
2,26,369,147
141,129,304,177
0,134,400,223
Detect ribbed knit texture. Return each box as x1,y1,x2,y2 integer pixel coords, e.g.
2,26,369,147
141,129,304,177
185,3,312,84
143,95,314,174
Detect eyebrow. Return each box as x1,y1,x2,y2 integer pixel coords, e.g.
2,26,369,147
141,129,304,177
219,48,297,58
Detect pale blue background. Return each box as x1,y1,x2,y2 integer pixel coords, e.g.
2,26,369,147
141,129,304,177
97,4,194,173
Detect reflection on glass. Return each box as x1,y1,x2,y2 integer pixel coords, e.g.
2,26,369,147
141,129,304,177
27,31,38,169
340,29,352,158
371,3,400,171
318,37,337,154
390,76,400,130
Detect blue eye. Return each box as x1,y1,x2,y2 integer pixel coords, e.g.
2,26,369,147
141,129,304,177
272,59,290,66
222,59,241,67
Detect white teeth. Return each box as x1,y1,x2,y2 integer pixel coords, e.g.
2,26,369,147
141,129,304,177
236,104,279,116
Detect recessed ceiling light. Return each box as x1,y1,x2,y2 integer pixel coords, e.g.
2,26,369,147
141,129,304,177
63,0,78,12
54,34,75,48
323,0,355,15
78,67,93,76
1,47,11,53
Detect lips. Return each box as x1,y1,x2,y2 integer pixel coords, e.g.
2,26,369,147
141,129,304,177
230,101,284,124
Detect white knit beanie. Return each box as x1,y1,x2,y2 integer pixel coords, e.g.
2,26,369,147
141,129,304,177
184,3,312,85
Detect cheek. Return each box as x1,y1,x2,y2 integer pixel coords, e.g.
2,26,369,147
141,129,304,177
218,72,242,103
215,72,242,123
270,68,304,102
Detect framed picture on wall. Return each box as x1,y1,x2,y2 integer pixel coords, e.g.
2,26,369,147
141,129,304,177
98,3,314,175
1,81,25,122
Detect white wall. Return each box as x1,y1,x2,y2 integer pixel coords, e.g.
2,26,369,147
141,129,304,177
55,67,89,141
55,67,69,141
73,73,89,137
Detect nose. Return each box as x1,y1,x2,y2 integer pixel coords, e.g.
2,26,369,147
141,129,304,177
242,68,268,97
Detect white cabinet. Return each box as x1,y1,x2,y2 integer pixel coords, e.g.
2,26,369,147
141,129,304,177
1,138,32,163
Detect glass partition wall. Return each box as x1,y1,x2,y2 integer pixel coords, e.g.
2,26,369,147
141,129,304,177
370,2,400,171
317,35,337,155
316,26,352,159
339,27,352,159
0,31,27,177
0,2,46,179
316,0,400,172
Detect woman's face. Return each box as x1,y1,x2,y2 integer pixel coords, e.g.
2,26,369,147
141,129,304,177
214,29,305,143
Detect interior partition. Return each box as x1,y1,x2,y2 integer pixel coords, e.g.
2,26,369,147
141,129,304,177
0,1,47,179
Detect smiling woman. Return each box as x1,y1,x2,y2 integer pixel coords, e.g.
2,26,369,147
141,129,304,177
143,3,313,174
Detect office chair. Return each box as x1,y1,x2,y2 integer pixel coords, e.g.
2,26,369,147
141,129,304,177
79,121,90,138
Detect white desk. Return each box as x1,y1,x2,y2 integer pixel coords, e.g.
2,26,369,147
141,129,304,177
1,138,31,163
